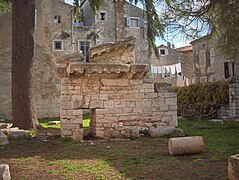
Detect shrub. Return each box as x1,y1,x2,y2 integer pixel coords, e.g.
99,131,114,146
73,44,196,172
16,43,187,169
173,81,229,118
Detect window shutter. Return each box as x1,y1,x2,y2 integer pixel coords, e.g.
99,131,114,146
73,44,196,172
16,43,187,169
125,17,130,27
139,17,145,28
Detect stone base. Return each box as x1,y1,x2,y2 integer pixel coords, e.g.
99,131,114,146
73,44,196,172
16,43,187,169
228,154,239,180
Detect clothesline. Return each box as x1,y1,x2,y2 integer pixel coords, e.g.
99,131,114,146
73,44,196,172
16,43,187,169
151,63,182,75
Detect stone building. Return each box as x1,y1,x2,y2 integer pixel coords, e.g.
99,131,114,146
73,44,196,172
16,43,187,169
190,35,236,83
0,0,149,120
59,38,177,140
150,43,194,87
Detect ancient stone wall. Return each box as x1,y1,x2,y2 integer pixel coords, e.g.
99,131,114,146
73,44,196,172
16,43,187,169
229,79,239,118
60,62,177,140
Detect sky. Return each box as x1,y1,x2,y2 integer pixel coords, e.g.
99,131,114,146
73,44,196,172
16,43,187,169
64,0,191,48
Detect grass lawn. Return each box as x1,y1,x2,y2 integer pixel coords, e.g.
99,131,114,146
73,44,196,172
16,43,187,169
1,118,239,179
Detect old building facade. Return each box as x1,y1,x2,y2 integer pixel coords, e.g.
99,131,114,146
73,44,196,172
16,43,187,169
190,35,236,83
150,43,194,87
0,0,149,120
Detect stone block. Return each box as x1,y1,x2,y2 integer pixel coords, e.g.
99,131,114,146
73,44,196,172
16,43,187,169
61,101,74,110
133,108,143,113
108,94,124,100
101,79,129,86
144,93,158,99
104,101,114,108
165,98,177,106
0,164,11,180
129,79,143,85
60,95,71,101
0,130,8,146
72,129,83,141
61,129,72,136
162,116,172,123
8,130,30,139
114,101,126,108
228,154,239,180
149,126,174,137
126,101,136,108
96,109,110,115
122,108,133,113
99,94,108,100
90,100,104,108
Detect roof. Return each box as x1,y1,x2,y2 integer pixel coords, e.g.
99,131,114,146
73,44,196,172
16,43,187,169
176,45,193,52
190,34,212,45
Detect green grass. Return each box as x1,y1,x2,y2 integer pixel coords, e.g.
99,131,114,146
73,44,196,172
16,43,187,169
39,117,60,129
39,115,90,129
179,118,239,159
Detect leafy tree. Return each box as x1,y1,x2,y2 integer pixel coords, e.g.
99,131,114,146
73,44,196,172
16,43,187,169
163,0,239,74
0,0,11,12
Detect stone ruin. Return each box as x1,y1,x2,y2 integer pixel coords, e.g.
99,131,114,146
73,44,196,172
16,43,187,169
58,37,177,140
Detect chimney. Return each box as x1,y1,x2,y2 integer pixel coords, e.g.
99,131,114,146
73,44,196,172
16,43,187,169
167,42,171,48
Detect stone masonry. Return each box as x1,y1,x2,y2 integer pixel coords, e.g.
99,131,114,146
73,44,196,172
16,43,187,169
60,62,177,140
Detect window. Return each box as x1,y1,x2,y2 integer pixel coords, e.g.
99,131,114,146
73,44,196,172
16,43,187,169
160,49,165,55
199,50,206,65
53,16,61,24
159,48,168,56
100,12,106,20
210,48,215,64
78,41,90,55
200,77,207,83
53,40,63,51
130,18,139,27
224,61,235,79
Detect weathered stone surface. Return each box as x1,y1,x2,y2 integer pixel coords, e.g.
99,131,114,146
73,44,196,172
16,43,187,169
228,154,239,180
169,128,185,138
0,123,12,129
89,37,136,64
149,126,175,137
7,130,30,139
168,136,204,155
0,130,8,146
0,164,11,180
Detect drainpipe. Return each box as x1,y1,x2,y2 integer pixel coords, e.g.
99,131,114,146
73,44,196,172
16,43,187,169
114,0,118,42
71,10,75,49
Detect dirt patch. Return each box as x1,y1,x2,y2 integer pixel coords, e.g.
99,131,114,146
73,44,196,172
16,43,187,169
0,129,227,180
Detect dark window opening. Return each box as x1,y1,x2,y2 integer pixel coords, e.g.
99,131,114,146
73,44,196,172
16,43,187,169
160,49,165,55
79,41,90,55
100,12,106,20
83,109,96,140
54,16,61,24
54,41,63,50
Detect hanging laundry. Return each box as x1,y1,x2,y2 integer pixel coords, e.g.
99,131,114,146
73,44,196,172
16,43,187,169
165,66,171,73
154,66,158,74
170,64,176,74
157,66,162,74
176,63,182,73
177,73,184,87
151,65,154,74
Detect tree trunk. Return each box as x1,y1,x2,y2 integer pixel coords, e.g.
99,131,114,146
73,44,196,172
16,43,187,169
12,0,38,130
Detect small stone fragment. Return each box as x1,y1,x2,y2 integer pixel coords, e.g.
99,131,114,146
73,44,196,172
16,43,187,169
0,164,11,180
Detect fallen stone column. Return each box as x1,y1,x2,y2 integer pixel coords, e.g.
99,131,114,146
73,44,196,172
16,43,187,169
228,154,239,180
168,136,204,155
